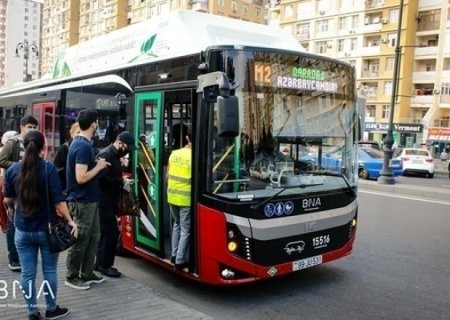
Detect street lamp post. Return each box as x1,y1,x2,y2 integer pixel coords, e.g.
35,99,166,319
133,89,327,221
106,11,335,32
378,0,404,185
15,40,39,82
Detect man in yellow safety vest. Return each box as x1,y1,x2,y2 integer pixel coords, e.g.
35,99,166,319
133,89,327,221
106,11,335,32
167,126,192,270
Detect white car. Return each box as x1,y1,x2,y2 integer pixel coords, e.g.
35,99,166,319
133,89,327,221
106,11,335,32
399,148,435,178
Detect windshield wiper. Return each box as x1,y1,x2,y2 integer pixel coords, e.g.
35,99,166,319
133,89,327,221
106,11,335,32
308,170,356,197
250,182,323,210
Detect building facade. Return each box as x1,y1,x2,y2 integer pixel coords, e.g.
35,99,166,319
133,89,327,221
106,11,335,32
268,0,450,152
0,0,41,87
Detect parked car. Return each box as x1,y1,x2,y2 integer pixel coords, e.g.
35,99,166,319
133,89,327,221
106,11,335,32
398,148,435,178
300,153,342,172
358,140,382,151
358,147,403,180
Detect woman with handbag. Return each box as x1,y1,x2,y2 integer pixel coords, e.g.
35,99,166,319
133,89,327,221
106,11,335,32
3,130,78,320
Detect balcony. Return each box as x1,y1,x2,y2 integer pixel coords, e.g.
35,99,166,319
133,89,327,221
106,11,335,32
433,118,450,127
414,46,438,56
363,23,382,33
365,0,384,9
417,21,440,32
412,71,436,82
411,95,434,105
361,71,379,78
361,45,380,56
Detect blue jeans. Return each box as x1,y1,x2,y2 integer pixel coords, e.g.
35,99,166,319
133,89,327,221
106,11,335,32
15,229,59,315
170,205,191,264
6,219,19,263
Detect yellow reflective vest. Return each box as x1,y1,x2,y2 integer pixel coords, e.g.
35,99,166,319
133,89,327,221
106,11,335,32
167,147,192,206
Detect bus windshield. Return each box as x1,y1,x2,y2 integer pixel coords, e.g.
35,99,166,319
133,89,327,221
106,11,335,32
206,49,357,200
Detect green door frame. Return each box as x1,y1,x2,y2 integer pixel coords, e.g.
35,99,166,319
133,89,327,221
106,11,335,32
133,91,163,252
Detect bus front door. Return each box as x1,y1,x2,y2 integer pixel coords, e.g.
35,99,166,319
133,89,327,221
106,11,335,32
132,92,163,256
131,88,194,262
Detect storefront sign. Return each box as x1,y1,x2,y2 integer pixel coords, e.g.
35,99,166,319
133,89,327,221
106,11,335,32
427,127,450,141
365,122,423,133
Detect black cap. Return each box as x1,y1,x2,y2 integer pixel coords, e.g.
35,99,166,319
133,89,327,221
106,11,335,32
117,131,136,150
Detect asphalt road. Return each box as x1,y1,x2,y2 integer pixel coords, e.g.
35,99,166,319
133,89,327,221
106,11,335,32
115,190,450,320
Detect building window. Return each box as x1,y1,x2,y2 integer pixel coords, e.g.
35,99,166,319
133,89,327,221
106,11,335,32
315,41,327,54
317,19,329,32
297,2,313,19
350,38,357,50
285,5,293,17
338,39,345,52
231,1,237,12
389,8,399,22
384,81,393,95
296,23,309,38
367,106,376,117
338,17,346,30
351,15,358,28
382,105,390,119
441,82,450,96
385,57,394,71
388,33,397,47
425,63,436,71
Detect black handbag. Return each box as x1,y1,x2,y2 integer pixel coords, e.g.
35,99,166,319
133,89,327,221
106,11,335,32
47,218,76,253
45,162,77,253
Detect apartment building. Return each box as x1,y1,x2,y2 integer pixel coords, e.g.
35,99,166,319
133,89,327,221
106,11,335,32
40,0,265,77
0,0,41,88
269,0,450,152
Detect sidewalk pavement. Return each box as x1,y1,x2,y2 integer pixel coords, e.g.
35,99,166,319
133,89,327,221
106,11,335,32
0,239,212,320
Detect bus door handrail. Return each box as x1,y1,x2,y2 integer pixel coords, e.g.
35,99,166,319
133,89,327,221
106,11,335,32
212,143,235,173
138,140,155,172
139,184,156,218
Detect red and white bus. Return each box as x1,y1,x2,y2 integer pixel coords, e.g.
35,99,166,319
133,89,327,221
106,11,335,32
0,10,358,285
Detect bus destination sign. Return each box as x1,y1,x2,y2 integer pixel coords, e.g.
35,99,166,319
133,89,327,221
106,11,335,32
254,62,338,93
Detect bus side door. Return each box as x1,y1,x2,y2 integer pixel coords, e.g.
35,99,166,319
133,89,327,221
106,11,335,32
33,101,57,160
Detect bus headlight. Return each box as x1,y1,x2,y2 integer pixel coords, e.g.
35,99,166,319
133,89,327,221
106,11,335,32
226,223,253,260
228,241,238,252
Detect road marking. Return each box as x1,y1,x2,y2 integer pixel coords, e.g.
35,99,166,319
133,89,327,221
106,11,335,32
359,190,450,206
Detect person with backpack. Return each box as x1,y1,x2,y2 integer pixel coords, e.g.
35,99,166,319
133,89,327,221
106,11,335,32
0,115,38,272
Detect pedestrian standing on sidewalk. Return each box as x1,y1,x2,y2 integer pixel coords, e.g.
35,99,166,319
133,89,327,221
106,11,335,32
65,109,110,290
0,130,19,234
0,115,38,272
167,126,192,270
53,122,80,194
95,131,135,278
3,129,78,320
440,149,448,163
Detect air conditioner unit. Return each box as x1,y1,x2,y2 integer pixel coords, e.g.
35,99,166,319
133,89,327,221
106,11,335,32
382,18,388,24
381,38,388,44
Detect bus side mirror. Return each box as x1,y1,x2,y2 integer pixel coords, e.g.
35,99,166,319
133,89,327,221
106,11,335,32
217,95,239,138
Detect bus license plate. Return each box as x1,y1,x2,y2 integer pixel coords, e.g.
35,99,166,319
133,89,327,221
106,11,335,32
292,255,323,271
